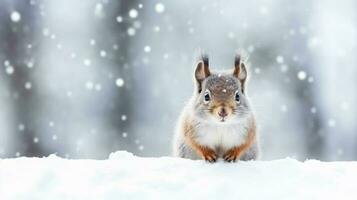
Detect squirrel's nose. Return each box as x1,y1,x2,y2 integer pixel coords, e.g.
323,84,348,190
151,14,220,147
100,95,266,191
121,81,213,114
218,108,228,118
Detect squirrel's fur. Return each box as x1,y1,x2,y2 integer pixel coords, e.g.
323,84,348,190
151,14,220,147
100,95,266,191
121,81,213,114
173,54,259,162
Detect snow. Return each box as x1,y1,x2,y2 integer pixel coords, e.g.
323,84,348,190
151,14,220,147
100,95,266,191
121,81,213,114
83,59,91,66
33,137,39,143
310,107,317,114
297,71,307,80
155,3,165,14
115,78,124,87
127,27,136,36
5,66,15,75
144,45,151,53
100,50,107,57
1,151,357,200
10,11,21,22
129,9,138,18
121,115,127,121
24,82,32,90
276,55,284,64
328,119,336,127
116,16,123,23
85,81,94,90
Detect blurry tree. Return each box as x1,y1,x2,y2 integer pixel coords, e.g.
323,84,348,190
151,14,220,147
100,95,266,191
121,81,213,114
0,1,46,157
93,0,139,154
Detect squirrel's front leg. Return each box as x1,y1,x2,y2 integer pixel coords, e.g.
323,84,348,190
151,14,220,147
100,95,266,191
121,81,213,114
189,139,217,162
223,146,245,162
224,124,256,162
185,132,217,162
198,146,217,163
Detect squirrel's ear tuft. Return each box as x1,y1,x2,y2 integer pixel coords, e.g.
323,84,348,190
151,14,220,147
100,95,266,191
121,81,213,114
194,54,210,93
233,54,248,93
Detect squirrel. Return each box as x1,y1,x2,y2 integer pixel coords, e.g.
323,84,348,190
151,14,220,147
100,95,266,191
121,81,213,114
173,54,259,162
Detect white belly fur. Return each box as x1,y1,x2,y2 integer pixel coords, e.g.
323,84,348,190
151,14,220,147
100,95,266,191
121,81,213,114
195,117,250,153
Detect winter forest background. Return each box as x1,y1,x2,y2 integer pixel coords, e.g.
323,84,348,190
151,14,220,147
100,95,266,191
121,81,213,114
0,0,356,161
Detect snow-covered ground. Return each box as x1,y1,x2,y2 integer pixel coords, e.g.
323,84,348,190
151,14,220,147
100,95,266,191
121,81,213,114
1,151,357,200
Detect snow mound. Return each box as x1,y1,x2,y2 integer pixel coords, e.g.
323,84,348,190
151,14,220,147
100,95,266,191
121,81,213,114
1,151,357,200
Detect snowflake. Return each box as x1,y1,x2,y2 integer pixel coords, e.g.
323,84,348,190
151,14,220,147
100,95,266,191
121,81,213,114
127,27,136,36
129,9,138,18
25,82,32,90
33,137,39,143
52,135,58,141
83,59,91,66
10,11,21,22
144,45,151,53
155,3,165,13
49,121,55,127
85,81,94,90
297,71,307,80
276,55,284,64
6,66,15,75
115,78,125,87
100,50,107,57
116,16,123,23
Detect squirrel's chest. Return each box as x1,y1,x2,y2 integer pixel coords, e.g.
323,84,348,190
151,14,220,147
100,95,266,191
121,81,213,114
195,124,248,150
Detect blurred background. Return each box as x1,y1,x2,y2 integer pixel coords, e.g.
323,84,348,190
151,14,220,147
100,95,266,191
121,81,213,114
0,0,356,161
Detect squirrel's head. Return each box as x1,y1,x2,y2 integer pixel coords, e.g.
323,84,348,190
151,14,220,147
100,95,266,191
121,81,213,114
192,54,252,124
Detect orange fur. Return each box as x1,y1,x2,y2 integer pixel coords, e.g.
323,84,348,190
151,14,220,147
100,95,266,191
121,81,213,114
183,117,217,162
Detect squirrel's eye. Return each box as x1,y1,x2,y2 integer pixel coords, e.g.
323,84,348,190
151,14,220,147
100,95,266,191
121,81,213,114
235,91,240,103
204,91,210,103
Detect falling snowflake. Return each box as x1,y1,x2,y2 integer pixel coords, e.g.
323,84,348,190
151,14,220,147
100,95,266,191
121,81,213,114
49,121,55,127
155,3,165,13
280,65,288,73
42,28,50,36
138,145,144,151
83,59,91,66
129,9,138,18
5,66,15,75
127,27,136,36
115,78,125,87
25,82,32,90
100,50,107,57
33,137,39,143
27,61,34,68
121,115,127,121
153,26,160,32
52,135,58,141
116,16,123,23
297,71,307,80
95,83,102,91
281,105,288,112
144,45,151,53
18,124,25,131
276,56,284,64
90,39,96,46
10,11,21,22
85,81,94,90
310,107,317,114
328,119,336,127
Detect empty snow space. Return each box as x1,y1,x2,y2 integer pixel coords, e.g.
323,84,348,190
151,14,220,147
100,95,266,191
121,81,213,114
1,151,357,200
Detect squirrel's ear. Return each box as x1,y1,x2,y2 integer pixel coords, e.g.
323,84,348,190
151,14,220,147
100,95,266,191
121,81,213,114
194,55,210,93
233,54,248,93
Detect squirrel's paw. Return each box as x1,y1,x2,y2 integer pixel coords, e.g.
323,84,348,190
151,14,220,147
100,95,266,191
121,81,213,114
201,148,217,163
223,149,240,162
